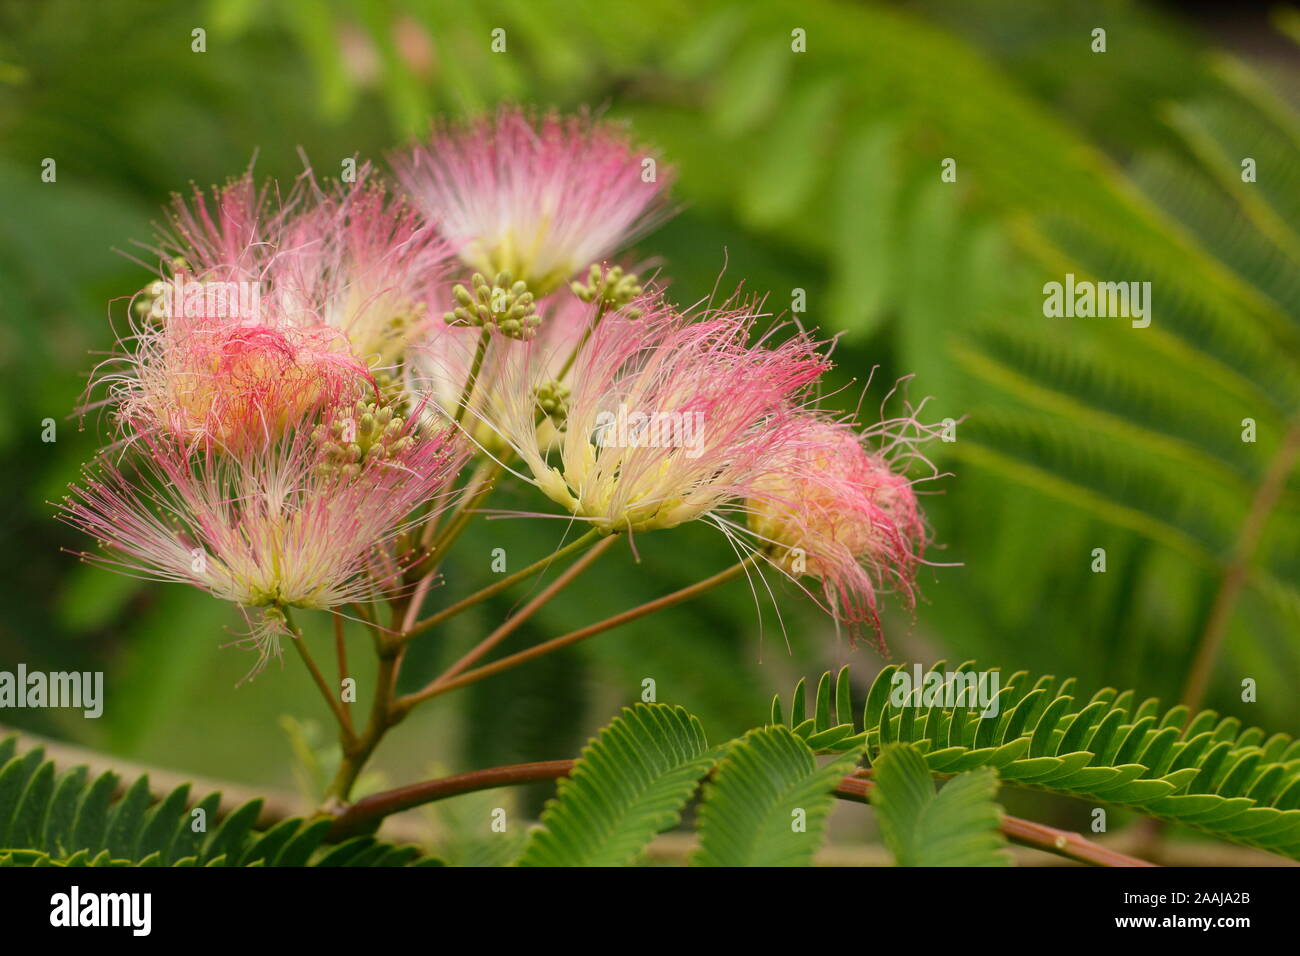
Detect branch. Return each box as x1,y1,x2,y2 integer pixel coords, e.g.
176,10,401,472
833,777,1155,867
8,728,1260,865
286,610,357,749
397,535,619,714
328,760,576,840
1182,416,1300,711
394,556,757,707
401,527,606,642
327,757,1155,866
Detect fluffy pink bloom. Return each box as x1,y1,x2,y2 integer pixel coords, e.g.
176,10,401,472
102,166,454,449
149,167,451,362
115,303,370,456
471,293,830,533
60,400,467,676
392,107,672,294
74,167,469,676
155,174,296,284
269,173,453,368
748,414,933,644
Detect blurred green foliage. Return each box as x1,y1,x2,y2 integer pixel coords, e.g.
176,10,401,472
1,0,1296,850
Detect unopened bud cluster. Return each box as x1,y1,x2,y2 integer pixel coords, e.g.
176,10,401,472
132,258,191,322
133,280,172,322
571,264,643,318
533,379,571,427
445,271,541,340
313,400,415,477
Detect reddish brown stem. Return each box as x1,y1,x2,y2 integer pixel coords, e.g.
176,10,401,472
332,614,355,738
394,558,756,709
834,777,1155,867
328,760,576,839
327,759,1154,866
402,528,605,643
287,612,357,750
404,535,618,706
1181,418,1300,712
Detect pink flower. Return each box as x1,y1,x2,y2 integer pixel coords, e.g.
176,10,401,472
60,399,467,676
155,173,294,284
102,166,456,452
747,414,934,644
270,173,453,369
118,309,371,456
471,293,830,534
149,167,451,367
392,107,672,294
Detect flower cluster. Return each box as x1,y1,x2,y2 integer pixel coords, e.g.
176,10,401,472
63,105,940,677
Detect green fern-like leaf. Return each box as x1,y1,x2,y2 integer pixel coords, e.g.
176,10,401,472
518,703,716,867
949,56,1300,663
774,664,1300,860
691,725,861,867
769,665,868,754
0,734,437,867
871,743,1012,866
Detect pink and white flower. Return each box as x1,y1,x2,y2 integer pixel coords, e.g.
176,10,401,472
269,173,453,369
392,107,672,295
152,172,310,289
747,412,936,643
60,399,467,675
470,294,829,534
115,306,370,456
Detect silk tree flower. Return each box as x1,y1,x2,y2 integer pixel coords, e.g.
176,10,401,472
106,168,453,450
107,291,371,457
145,167,450,373
391,107,672,296
270,174,453,370
59,398,467,677
470,295,829,534
746,414,933,643
150,173,299,288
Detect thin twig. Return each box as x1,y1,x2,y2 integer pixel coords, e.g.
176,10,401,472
286,610,357,749
411,534,619,697
396,557,757,706
328,758,1154,866
401,528,606,643
1181,417,1300,711
452,329,491,427
332,613,354,737
328,760,576,839
833,777,1155,867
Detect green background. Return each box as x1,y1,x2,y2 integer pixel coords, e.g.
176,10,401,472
1,0,1297,859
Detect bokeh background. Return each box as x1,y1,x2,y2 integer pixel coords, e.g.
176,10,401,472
2,0,1298,861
